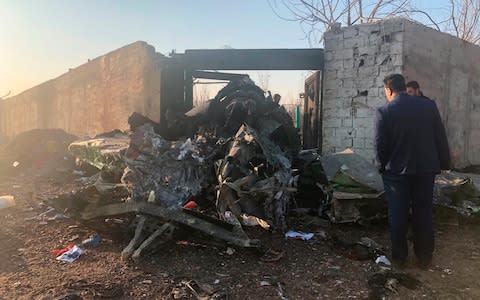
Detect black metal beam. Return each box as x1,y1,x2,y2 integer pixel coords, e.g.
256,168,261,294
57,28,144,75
191,70,249,81
175,48,324,70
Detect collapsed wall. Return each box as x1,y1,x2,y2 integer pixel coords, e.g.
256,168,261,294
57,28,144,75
322,18,480,168
0,41,164,138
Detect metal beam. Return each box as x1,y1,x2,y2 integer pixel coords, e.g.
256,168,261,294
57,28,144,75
175,48,324,70
191,70,249,81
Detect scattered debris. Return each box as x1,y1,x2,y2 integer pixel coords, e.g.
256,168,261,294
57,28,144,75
51,244,75,257
24,207,56,221
226,247,235,255
277,282,288,300
434,171,480,220
56,245,84,263
285,231,315,241
261,248,285,262
259,280,271,286
0,195,15,209
81,234,102,248
1,128,77,173
333,236,385,261
375,255,392,266
368,271,420,300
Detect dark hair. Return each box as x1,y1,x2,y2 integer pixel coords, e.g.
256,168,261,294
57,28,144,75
383,74,406,93
406,81,420,89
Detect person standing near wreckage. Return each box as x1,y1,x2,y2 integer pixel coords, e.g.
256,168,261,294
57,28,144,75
406,80,424,97
375,74,450,268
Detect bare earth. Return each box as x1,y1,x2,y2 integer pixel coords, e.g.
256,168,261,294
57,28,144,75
1,171,480,300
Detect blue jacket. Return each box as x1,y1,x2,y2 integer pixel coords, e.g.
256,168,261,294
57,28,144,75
375,93,451,175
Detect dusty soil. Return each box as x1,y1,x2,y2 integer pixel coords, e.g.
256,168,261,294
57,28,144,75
1,170,480,300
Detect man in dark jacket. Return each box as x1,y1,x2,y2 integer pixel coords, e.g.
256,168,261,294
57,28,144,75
406,80,424,97
375,74,450,267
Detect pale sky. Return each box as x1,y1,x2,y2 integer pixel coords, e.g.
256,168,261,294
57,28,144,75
1,0,450,101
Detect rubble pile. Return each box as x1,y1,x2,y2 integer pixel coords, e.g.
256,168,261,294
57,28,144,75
0,128,77,175
21,78,480,262
37,78,302,259
121,123,215,208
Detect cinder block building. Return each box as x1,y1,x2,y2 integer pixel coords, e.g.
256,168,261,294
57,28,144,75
321,18,480,168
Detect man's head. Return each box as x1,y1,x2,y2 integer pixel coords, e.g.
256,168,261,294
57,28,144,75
383,74,406,102
273,93,281,104
406,81,422,97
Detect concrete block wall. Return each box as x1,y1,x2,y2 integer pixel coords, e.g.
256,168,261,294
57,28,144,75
0,41,164,138
322,19,405,163
323,18,480,168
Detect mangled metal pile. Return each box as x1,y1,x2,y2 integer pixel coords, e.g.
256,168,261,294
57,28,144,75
47,78,300,259
433,171,480,222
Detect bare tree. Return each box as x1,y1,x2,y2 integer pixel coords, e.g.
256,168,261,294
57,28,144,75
269,0,480,45
448,0,480,44
268,0,412,43
194,82,213,106
257,72,271,91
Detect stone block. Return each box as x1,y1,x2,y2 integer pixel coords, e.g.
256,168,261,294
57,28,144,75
323,98,344,110
337,88,356,98
342,79,354,89
343,27,359,39
324,88,337,98
344,59,355,69
323,127,336,137
323,117,342,128
325,59,344,71
389,42,404,55
337,48,355,59
323,106,352,118
336,68,355,79
336,127,356,138
341,138,354,148
324,67,337,76
325,50,335,61
353,117,374,128
324,79,342,90
381,20,405,34
357,66,379,78
342,117,354,127
353,137,365,149
355,107,375,118
353,77,376,89
355,127,367,138
324,30,344,41
324,136,342,149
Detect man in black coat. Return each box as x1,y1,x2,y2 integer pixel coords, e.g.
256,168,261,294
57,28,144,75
375,74,451,267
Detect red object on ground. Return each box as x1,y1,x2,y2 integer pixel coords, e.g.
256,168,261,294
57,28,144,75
51,244,75,256
183,200,198,209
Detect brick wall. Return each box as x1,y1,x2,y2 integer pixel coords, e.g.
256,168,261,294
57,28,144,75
0,41,164,138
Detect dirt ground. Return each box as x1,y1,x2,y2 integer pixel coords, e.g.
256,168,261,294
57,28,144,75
1,170,480,300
